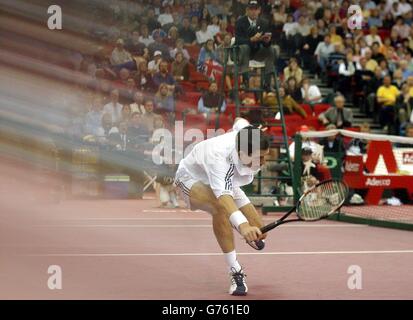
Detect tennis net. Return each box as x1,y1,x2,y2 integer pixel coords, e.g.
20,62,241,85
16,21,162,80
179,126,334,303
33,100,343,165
297,128,413,230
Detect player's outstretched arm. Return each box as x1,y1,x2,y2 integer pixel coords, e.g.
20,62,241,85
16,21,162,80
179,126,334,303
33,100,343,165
218,195,262,242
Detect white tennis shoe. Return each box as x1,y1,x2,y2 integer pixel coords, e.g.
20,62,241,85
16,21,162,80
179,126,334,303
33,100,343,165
229,268,248,296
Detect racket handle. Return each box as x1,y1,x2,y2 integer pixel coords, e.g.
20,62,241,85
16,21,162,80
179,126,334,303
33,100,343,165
260,222,278,234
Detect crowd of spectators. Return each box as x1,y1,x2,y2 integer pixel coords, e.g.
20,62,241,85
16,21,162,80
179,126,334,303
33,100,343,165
34,0,413,202
61,0,413,148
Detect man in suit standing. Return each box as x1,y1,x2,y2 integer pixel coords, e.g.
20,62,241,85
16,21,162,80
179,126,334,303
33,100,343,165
235,0,276,90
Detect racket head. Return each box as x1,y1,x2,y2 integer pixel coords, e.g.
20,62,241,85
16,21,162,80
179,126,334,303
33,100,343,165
296,180,349,221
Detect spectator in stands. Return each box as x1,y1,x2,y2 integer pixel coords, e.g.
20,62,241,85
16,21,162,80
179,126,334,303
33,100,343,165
301,26,323,73
291,15,312,56
84,96,104,136
141,99,158,133
365,26,383,47
127,112,150,150
135,61,153,92
347,122,371,155
393,68,404,88
364,48,379,72
283,57,303,84
207,15,221,38
235,0,276,90
392,17,411,40
94,113,114,145
171,52,189,82
371,42,386,64
110,39,134,69
148,50,163,75
314,34,334,75
154,83,175,114
328,25,343,46
405,123,413,137
319,124,345,153
126,30,146,56
108,121,129,151
145,7,161,32
288,125,324,163
190,15,200,32
164,26,179,49
170,39,190,60
157,4,173,27
178,17,197,45
214,20,228,46
300,147,331,192
139,24,154,47
130,91,146,115
301,77,322,106
368,8,383,28
319,94,353,129
152,60,176,94
119,77,136,104
197,39,220,72
148,29,170,59
282,14,297,55
399,59,413,81
355,56,375,92
338,51,356,100
97,79,112,100
103,89,123,124
263,87,308,118
364,66,384,117
196,20,214,45
116,68,130,87
285,76,303,103
197,81,226,116
327,43,346,86
396,82,413,135
377,75,400,133
120,104,132,124
272,3,288,27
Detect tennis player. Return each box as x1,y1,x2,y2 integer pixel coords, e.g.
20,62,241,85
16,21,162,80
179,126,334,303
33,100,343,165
174,118,270,296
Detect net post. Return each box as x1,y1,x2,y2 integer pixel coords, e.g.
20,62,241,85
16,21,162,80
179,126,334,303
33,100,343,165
293,134,302,203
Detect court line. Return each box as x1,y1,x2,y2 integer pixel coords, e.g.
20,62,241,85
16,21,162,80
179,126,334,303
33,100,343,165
26,249,413,257
33,224,367,228
60,218,212,220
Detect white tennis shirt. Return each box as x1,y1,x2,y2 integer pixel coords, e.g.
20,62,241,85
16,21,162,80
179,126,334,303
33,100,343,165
178,119,260,198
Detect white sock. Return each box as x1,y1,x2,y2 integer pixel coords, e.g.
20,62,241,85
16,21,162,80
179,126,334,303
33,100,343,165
224,250,242,272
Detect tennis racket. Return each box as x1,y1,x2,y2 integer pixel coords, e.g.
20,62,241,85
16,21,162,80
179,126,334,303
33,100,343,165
261,179,349,234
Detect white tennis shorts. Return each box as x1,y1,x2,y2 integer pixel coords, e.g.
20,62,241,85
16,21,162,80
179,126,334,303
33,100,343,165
174,166,250,210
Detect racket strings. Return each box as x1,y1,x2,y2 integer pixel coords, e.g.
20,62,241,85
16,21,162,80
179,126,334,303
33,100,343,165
298,181,347,221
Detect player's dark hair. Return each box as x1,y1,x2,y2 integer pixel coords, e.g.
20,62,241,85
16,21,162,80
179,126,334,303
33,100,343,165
236,125,270,156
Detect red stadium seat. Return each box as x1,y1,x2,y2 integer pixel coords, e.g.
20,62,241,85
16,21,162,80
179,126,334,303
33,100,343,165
180,81,196,91
378,29,390,41
300,104,313,115
175,100,191,113
182,91,202,105
314,103,331,115
186,45,201,60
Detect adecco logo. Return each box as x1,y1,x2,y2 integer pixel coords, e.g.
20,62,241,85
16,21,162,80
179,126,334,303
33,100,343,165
365,178,391,187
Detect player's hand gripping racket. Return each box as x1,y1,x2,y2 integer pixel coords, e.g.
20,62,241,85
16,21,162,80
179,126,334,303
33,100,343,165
261,180,349,234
